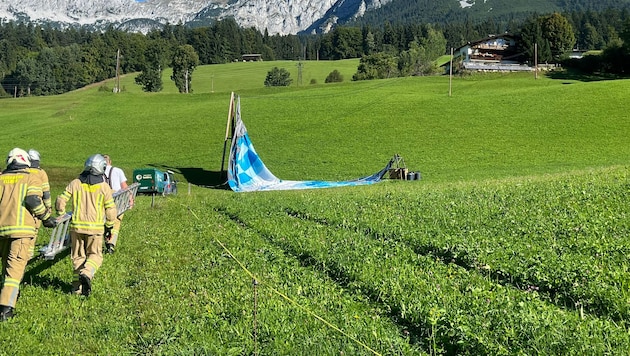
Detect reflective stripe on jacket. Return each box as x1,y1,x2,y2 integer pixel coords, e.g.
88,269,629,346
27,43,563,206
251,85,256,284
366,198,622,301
28,167,51,209
56,179,117,234
0,170,45,237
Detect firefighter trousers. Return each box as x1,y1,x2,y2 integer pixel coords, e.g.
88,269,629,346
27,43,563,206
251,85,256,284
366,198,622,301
0,236,34,307
70,232,103,282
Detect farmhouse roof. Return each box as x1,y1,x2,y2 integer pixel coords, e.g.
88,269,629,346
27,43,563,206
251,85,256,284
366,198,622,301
454,33,519,53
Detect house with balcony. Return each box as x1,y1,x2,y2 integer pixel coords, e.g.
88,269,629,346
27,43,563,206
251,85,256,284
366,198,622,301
445,34,532,73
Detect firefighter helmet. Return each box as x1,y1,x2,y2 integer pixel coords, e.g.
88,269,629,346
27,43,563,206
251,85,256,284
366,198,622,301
28,149,41,161
84,154,107,175
6,148,31,166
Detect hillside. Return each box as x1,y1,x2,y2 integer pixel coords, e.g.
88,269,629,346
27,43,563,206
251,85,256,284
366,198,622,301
1,63,630,354
354,0,630,27
2,60,629,184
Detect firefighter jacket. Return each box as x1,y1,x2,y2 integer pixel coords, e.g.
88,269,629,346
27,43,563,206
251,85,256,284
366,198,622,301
0,167,49,237
28,167,51,210
56,177,117,235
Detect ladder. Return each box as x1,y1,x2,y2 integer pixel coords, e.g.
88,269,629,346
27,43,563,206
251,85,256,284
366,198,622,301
113,182,140,217
39,183,140,260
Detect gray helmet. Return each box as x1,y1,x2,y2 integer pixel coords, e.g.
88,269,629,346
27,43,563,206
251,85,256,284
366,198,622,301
28,149,41,161
84,154,107,175
7,147,30,166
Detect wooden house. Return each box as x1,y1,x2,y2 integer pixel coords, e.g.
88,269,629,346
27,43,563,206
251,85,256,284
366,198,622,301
241,54,263,62
445,34,532,72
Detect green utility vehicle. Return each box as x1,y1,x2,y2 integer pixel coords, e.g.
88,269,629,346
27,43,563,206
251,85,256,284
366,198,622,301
133,168,177,195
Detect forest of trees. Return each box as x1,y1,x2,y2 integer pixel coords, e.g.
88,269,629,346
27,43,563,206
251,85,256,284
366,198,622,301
1,7,629,97
353,0,630,33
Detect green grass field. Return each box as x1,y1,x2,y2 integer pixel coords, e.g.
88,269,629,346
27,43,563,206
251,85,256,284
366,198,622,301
1,60,630,354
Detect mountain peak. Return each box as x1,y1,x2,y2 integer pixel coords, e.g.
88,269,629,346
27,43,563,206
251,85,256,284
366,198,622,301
0,0,390,35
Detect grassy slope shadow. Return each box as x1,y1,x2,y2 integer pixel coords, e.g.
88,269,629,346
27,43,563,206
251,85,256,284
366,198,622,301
155,165,230,190
545,68,622,82
24,248,73,293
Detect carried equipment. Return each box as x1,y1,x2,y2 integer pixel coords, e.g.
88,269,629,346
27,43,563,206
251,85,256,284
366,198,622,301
39,182,140,260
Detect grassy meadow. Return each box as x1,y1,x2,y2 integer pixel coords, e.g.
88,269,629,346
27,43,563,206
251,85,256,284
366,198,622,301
1,59,630,354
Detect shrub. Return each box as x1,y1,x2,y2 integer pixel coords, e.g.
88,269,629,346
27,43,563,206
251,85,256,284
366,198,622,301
264,67,292,87
325,70,344,83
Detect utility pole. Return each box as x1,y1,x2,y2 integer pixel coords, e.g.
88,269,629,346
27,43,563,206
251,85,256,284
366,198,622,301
211,73,214,93
297,61,303,86
449,47,453,97
115,49,121,93
534,43,538,80
185,69,189,93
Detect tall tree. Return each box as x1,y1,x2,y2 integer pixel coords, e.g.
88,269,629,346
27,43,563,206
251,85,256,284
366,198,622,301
58,44,89,92
135,39,169,92
331,27,363,59
13,56,38,96
518,16,545,63
539,12,576,59
419,25,447,61
362,26,377,55
352,52,398,80
581,22,604,50
170,44,199,93
0,39,18,78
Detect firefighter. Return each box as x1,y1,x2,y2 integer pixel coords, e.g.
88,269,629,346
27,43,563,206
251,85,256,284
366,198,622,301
56,154,117,297
27,149,52,259
0,148,57,321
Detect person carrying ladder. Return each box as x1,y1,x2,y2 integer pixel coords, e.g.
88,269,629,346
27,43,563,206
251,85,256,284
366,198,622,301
56,154,117,297
1,148,57,320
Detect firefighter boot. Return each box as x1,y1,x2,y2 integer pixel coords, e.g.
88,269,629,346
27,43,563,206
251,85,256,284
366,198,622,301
105,243,115,254
0,305,14,321
71,280,82,295
79,274,92,297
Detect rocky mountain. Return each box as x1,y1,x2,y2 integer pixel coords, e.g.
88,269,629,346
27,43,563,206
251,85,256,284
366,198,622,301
1,0,629,36
0,0,392,35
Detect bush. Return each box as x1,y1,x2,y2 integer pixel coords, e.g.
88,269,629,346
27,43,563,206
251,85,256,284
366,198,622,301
353,53,398,81
264,67,292,87
135,68,163,92
310,78,317,85
325,70,344,83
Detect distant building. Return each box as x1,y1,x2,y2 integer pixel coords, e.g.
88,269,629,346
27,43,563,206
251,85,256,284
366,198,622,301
445,34,532,73
568,49,588,59
241,54,263,62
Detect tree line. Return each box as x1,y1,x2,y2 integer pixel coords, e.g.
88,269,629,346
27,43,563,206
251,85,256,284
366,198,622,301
1,8,629,97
